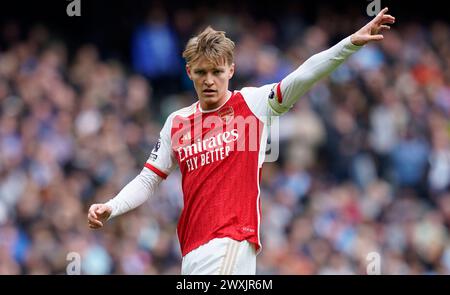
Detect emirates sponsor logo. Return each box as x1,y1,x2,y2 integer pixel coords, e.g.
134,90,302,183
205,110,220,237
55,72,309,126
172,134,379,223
167,114,279,172
177,129,239,162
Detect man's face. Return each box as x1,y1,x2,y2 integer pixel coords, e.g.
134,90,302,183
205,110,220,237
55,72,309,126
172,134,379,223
186,57,235,110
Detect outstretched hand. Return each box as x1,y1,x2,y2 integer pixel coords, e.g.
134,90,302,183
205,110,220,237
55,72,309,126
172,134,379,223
87,204,112,229
351,7,395,46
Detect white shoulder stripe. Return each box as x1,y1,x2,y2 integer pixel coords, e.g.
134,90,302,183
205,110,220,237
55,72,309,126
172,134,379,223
173,102,197,118
169,102,197,119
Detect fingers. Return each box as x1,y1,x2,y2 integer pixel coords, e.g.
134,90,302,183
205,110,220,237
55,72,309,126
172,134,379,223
379,25,391,33
88,211,104,229
374,15,394,35
373,8,396,25
368,34,384,42
355,7,394,45
373,7,389,22
88,220,103,228
96,207,105,215
88,204,105,229
381,15,396,24
88,220,103,229
89,205,98,219
371,10,394,37
95,205,112,220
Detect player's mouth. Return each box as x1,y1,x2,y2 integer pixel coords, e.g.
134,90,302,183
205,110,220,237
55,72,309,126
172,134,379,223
203,89,217,96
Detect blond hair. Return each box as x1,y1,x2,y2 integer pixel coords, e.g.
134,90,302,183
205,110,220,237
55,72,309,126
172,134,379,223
182,26,235,66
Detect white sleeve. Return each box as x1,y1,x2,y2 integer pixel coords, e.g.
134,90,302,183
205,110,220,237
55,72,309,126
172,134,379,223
240,84,276,120
144,114,177,179
268,36,362,115
105,168,162,219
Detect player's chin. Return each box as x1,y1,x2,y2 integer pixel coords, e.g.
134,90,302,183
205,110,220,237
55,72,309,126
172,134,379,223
201,95,219,105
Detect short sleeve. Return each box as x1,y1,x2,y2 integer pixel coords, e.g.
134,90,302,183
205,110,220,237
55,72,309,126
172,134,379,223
240,83,286,118
144,115,177,179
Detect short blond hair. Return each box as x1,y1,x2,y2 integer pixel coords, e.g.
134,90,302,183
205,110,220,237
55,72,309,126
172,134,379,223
182,26,235,67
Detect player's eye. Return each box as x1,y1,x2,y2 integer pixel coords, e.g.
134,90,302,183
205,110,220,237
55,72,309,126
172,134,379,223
194,70,205,75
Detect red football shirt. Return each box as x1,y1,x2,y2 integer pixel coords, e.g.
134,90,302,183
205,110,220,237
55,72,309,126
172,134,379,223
144,84,278,256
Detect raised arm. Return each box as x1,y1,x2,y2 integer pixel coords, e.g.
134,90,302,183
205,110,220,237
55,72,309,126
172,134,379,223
268,7,395,115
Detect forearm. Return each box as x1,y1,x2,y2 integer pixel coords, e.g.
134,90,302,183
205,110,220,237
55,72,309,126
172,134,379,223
105,168,162,218
269,36,362,114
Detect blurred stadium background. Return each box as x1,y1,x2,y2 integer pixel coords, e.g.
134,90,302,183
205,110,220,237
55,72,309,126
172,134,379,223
0,0,449,274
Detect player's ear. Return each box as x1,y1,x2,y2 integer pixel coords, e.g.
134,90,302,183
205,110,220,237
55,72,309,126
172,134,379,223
228,63,235,79
186,65,193,80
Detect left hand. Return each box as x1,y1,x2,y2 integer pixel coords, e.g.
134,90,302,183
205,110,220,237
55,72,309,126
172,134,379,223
351,7,395,46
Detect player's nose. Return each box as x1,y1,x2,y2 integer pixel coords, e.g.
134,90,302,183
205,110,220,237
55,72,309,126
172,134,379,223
204,72,214,85
204,77,214,86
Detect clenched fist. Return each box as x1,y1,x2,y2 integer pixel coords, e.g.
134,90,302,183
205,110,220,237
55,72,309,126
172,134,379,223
87,204,112,229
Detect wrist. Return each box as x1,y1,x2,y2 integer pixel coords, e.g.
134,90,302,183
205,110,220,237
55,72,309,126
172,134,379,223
350,34,365,47
104,201,115,220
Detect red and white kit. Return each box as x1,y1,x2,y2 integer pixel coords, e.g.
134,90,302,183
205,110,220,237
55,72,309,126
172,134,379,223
146,84,275,257
105,36,361,274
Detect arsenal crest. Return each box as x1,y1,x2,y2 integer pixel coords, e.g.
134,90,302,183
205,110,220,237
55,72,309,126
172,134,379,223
218,106,234,124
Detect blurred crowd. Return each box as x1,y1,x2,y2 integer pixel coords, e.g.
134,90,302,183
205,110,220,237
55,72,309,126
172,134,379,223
0,3,449,274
